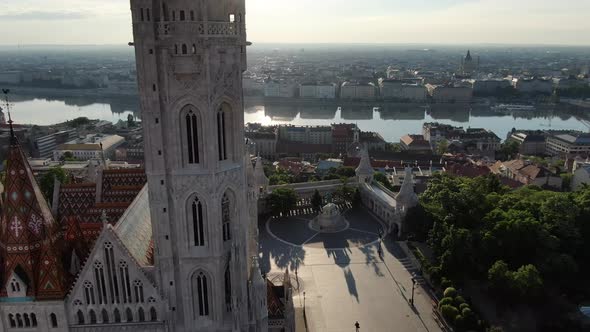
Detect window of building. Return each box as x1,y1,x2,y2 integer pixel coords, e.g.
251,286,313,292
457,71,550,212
138,308,146,322
222,193,231,241
134,280,144,303
50,313,58,328
89,310,97,325
114,309,121,323
190,10,195,21
101,309,109,324
150,307,158,321
195,272,209,316
126,308,134,322
180,10,185,21
185,109,200,164
229,14,235,22
77,310,85,325
146,8,150,21
192,197,205,246
31,313,37,327
182,44,188,55
224,267,232,312
217,105,229,161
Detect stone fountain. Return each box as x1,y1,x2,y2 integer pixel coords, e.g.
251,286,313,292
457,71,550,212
309,203,349,233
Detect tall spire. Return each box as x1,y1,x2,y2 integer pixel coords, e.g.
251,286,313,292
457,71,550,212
254,156,269,190
356,144,374,183
0,125,67,299
396,167,419,209
2,88,15,139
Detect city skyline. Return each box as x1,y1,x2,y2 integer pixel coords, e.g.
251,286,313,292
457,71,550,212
0,0,589,46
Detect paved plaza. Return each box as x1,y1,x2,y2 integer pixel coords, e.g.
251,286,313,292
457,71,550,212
260,207,444,332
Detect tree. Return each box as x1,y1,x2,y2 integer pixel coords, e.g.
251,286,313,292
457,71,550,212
373,172,394,191
127,114,136,127
499,140,520,160
60,151,77,162
311,189,323,213
437,139,449,155
352,188,362,208
39,167,69,204
266,187,298,216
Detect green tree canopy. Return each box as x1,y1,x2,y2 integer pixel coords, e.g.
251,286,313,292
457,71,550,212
266,187,298,216
39,167,69,204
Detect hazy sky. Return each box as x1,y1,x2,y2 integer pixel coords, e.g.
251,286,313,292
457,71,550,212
0,0,589,45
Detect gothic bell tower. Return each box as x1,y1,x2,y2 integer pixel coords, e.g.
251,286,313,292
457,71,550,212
130,1,259,331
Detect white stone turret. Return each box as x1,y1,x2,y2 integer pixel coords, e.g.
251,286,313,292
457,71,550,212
355,144,374,183
254,156,269,192
396,167,419,209
249,256,268,331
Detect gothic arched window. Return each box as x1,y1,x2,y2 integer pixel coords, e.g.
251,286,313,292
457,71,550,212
101,309,109,324
84,281,96,305
184,109,201,164
114,309,121,323
89,310,97,325
24,313,30,327
222,193,231,242
224,266,232,312
138,308,146,322
31,313,37,327
133,280,144,303
126,308,134,322
77,310,85,325
217,103,231,161
150,307,158,321
194,272,210,317
50,313,58,328
182,44,188,55
191,197,205,247
119,260,132,303
9,314,16,327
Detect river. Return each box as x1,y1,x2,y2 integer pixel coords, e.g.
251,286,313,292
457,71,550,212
7,95,590,142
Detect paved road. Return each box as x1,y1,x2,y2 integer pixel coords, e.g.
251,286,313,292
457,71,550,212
259,211,443,332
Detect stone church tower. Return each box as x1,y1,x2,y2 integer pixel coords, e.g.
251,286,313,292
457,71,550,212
130,1,265,331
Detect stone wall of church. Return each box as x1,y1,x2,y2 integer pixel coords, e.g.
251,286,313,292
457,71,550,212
0,301,68,332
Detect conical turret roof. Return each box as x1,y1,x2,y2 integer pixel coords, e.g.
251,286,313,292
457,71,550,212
355,145,374,177
0,136,66,299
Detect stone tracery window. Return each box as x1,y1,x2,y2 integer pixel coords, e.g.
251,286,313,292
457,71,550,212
185,109,201,165
217,103,231,161
194,271,210,317
222,193,231,242
191,197,205,247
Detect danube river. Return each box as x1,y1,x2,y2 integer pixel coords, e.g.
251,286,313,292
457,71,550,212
8,95,590,142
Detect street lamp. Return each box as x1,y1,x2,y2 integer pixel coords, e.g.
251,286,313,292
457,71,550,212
410,277,416,306
303,292,306,314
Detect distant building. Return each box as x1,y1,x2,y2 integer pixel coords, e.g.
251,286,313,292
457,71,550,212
265,79,297,98
546,133,590,156
278,125,332,145
32,129,78,159
490,159,562,189
460,50,478,76
53,134,125,161
331,123,357,155
400,135,432,152
426,84,473,103
378,79,427,101
572,161,590,190
512,77,553,95
245,131,278,159
508,131,546,155
422,122,464,147
299,83,336,99
460,128,502,152
340,82,376,99
472,79,512,95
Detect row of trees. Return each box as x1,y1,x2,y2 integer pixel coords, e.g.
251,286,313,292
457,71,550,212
412,173,590,329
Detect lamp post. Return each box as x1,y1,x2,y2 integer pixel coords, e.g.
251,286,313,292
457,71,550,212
410,277,416,306
303,291,306,314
